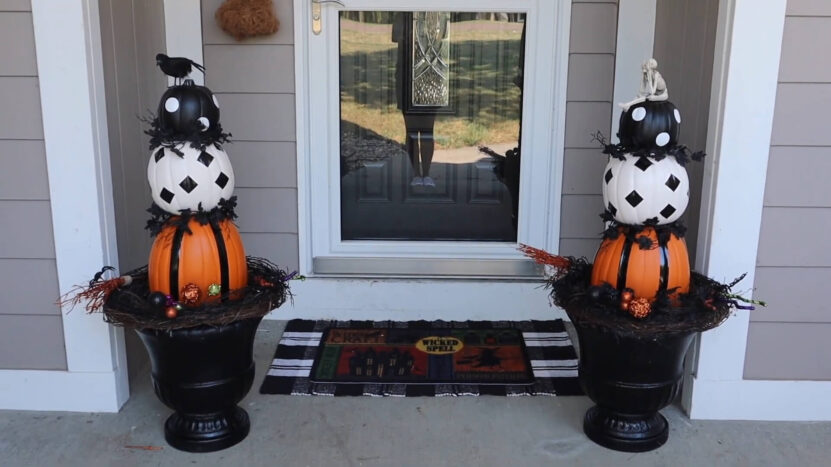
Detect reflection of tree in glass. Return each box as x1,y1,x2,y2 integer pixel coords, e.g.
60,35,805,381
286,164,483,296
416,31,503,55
339,12,525,150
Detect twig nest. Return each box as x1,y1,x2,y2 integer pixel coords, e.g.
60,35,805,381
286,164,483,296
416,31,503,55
216,0,279,41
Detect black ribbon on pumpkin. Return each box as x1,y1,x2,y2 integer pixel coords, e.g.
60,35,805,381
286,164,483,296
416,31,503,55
209,220,231,302
163,216,232,302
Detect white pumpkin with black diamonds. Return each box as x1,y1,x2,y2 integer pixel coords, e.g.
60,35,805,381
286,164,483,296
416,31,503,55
602,154,689,225
147,143,235,214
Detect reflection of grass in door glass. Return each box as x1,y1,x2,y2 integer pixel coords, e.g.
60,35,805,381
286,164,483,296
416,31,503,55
340,17,523,149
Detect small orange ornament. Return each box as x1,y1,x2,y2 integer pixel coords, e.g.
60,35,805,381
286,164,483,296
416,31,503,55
628,297,652,319
165,306,178,319
179,283,202,307
621,288,634,302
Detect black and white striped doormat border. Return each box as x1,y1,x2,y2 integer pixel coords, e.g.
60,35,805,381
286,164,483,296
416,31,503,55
259,319,582,397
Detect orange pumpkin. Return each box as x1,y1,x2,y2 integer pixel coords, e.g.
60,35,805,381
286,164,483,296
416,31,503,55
149,218,247,305
591,226,690,301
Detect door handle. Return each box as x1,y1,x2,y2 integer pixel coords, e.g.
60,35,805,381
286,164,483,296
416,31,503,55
312,0,345,35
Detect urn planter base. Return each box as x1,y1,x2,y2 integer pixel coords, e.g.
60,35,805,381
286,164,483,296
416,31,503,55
164,406,250,453
573,322,695,453
583,405,668,452
137,316,262,453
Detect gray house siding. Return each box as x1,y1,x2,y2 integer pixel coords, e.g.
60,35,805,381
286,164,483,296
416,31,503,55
202,0,299,272
0,0,66,370
200,0,617,266
744,0,831,380
560,0,619,259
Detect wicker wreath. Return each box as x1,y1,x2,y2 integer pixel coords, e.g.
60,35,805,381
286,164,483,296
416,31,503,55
216,0,279,41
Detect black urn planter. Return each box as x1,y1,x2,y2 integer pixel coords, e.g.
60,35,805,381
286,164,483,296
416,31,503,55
574,322,695,453
136,316,262,452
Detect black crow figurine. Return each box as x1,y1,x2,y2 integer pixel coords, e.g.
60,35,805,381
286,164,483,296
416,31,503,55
156,54,205,84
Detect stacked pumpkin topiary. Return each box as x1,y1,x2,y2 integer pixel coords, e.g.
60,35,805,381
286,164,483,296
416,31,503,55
145,79,247,313
519,59,761,454
589,65,695,318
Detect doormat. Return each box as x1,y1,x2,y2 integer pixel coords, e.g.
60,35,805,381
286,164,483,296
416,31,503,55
259,319,582,397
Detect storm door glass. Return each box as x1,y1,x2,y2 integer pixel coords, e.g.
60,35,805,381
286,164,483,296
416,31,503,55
339,12,526,241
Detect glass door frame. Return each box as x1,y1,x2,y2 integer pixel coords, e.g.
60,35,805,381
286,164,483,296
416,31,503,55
295,0,572,277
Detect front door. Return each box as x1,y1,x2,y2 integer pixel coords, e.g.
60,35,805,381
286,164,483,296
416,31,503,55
297,0,570,277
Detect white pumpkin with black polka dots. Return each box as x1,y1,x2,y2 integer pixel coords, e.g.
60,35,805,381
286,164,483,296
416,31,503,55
147,143,235,214
602,153,689,225
618,100,681,150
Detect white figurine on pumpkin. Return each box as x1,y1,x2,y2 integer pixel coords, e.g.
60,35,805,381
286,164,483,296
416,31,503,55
620,58,668,111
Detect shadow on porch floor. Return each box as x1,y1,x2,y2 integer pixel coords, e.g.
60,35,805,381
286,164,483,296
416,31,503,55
1,320,830,466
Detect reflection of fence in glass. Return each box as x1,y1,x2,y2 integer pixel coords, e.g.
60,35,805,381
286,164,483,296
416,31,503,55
411,12,450,107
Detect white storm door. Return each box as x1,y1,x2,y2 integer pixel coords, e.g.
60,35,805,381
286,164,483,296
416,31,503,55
296,0,570,276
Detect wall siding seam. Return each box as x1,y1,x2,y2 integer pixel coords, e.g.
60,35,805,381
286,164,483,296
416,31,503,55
763,205,831,209
0,258,57,261
0,313,61,317
756,266,831,270
770,144,831,148
750,320,831,325
213,92,295,95
567,52,616,56
239,230,298,236
227,139,297,143
204,43,291,47
761,206,831,210
0,198,50,202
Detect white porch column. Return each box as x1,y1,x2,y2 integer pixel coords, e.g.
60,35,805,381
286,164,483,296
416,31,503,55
163,0,204,86
0,0,129,412
679,0,828,421
610,0,657,143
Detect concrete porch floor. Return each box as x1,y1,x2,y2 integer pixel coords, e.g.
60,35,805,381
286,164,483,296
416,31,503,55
2,320,830,466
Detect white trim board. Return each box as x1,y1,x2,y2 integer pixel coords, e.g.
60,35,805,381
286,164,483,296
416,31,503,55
25,0,128,412
610,0,657,143
0,370,126,413
163,0,204,86
682,0,789,419
268,278,566,321
686,379,831,421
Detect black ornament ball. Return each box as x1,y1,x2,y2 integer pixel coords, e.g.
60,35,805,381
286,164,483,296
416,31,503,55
157,79,220,136
618,100,681,150
148,291,167,309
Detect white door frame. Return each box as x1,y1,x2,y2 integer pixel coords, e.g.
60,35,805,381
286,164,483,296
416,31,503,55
0,0,128,412
290,0,572,319
680,0,831,421
297,0,570,272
